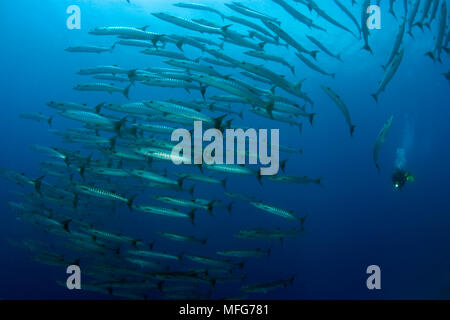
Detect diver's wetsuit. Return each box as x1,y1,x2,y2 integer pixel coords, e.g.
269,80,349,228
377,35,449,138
392,168,408,190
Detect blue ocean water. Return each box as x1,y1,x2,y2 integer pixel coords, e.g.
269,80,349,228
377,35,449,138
0,0,449,300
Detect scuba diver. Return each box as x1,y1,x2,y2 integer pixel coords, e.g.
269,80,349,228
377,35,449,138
392,168,414,190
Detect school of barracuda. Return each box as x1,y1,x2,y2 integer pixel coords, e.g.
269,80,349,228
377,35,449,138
3,0,449,299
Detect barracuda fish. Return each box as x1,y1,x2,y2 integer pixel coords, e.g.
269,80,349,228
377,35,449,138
128,169,183,188
173,2,225,20
248,31,284,47
164,59,221,77
306,35,342,62
192,18,222,29
77,65,129,76
407,0,422,38
240,71,273,85
262,21,318,59
268,175,322,186
224,15,276,38
425,1,447,62
217,248,270,258
103,102,160,116
153,195,215,214
115,39,157,49
185,254,244,269
271,102,315,124
65,44,116,54
142,78,206,96
244,50,295,74
235,228,305,241
320,85,355,136
73,83,131,99
20,112,53,126
85,227,136,245
46,101,94,111
250,107,303,133
382,19,406,70
141,48,190,60
75,184,135,209
144,100,213,124
296,52,335,79
152,12,227,34
89,26,165,44
128,249,182,261
373,115,394,171
59,110,127,132
415,0,434,29
241,276,295,293
175,172,227,189
272,0,326,31
249,201,304,224
333,0,362,38
388,0,398,18
125,257,165,269
93,74,130,83
132,204,195,223
132,123,176,135
306,0,357,38
164,35,206,51
226,2,280,25
204,164,261,183
88,167,129,177
190,74,271,109
220,32,266,51
361,0,373,54
425,0,440,29
157,232,207,245
371,48,404,102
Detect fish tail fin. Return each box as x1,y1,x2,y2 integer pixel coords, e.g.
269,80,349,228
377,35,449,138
33,176,45,194
280,159,287,173
177,176,185,188
331,73,336,79
176,40,184,51
110,42,116,52
350,125,356,136
290,65,295,75
221,24,232,33
267,246,272,257
188,209,196,225
227,202,233,215
425,51,436,62
238,109,244,119
308,113,316,126
123,84,131,99
221,178,227,190
127,194,137,211
370,93,378,103
258,42,266,50
187,184,195,196
62,219,72,233
200,85,207,99
407,30,414,39
48,115,54,127
256,172,263,186
336,53,343,62
201,238,207,245
362,44,373,55
414,22,423,31
207,201,215,216
310,50,319,60
128,69,137,83
375,163,381,172
109,136,117,150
